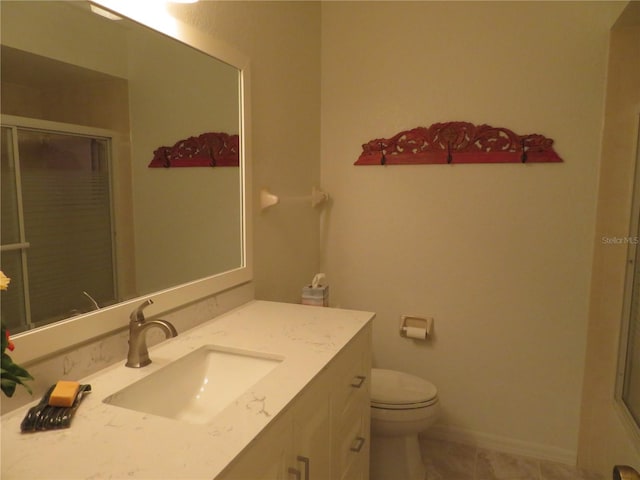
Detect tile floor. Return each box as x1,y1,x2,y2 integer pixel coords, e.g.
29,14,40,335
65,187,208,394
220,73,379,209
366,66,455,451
419,437,605,480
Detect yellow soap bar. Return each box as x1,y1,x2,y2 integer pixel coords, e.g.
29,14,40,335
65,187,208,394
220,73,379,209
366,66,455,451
48,381,80,407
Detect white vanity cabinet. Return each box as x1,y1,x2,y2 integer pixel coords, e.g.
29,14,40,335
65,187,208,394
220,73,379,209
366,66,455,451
0,301,374,480
214,407,294,480
218,323,371,480
292,371,333,479
330,325,371,480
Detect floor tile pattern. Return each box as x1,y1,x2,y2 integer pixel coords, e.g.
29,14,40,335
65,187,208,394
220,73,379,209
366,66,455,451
419,437,605,480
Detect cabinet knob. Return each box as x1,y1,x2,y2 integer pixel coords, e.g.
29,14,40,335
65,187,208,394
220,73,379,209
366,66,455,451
350,375,367,388
350,436,366,453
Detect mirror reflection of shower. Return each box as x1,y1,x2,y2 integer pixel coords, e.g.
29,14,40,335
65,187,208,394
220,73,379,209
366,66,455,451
0,119,116,333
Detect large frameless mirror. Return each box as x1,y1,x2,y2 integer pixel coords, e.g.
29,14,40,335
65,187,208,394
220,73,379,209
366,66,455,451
0,0,251,364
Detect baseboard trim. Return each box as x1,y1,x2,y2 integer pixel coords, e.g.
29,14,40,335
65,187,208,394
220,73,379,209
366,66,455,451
422,424,577,466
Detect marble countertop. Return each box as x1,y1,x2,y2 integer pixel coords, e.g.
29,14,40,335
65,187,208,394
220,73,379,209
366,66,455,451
1,300,374,480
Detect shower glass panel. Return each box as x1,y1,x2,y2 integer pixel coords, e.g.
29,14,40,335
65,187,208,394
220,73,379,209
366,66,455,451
0,125,116,332
1,126,28,332
1,127,20,245
623,230,640,426
619,121,640,434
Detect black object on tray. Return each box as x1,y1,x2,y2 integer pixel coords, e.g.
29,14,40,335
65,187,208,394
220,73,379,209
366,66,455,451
20,384,91,432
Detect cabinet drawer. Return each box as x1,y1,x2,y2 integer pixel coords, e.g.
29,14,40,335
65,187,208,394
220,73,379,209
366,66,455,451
334,395,369,480
329,324,372,480
330,329,371,417
217,411,293,480
340,447,369,480
218,322,373,480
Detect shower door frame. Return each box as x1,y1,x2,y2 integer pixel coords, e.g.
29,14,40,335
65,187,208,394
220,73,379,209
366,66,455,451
0,115,119,331
616,115,640,447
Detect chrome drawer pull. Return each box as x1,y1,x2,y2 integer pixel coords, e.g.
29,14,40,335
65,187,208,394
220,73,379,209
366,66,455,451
288,467,301,480
350,375,366,388
350,436,366,453
297,455,310,480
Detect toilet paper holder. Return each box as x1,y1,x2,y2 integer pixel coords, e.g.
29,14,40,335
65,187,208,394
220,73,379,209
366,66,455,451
399,315,433,339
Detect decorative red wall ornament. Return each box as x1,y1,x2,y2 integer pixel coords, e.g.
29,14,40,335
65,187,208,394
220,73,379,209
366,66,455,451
148,132,240,168
355,122,563,166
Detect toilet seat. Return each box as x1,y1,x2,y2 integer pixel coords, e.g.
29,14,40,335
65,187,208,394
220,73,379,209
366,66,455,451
371,368,438,410
369,368,440,480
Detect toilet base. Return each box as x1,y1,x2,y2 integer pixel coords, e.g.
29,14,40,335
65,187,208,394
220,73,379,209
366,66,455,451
370,433,426,480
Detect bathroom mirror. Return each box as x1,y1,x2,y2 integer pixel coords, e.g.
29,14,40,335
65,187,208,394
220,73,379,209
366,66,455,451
1,0,252,363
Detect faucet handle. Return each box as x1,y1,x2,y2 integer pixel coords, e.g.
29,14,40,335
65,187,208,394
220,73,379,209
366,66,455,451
130,299,153,323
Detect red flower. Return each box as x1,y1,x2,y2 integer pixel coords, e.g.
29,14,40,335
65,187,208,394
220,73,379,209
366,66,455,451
5,329,15,351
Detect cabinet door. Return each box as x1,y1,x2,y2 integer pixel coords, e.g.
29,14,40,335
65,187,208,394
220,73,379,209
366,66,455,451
331,328,371,418
217,412,293,480
217,324,372,480
334,395,369,480
330,326,372,480
292,370,332,480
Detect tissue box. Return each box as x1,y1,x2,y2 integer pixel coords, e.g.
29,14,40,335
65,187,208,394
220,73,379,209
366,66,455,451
301,284,329,307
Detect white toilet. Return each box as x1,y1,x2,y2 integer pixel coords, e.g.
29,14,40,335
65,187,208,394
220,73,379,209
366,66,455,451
370,368,440,480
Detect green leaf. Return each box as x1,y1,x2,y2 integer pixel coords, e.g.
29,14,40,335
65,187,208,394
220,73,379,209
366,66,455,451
2,357,34,380
1,322,34,397
1,323,8,352
1,378,17,397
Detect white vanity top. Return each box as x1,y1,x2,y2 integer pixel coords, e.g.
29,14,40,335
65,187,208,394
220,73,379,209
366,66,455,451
1,300,374,480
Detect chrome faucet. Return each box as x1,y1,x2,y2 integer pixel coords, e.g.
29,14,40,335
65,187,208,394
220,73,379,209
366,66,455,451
125,299,178,368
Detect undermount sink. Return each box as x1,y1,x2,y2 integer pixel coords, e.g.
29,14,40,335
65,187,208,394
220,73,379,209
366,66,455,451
103,346,283,425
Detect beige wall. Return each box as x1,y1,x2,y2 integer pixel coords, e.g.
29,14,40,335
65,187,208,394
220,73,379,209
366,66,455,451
320,0,623,463
578,3,640,474
0,2,128,78
172,1,322,303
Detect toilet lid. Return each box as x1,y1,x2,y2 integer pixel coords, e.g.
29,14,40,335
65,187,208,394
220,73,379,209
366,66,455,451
371,368,438,408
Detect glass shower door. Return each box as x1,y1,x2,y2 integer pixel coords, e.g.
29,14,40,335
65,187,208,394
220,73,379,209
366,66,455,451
0,124,117,332
623,231,640,426
1,126,29,332
618,121,640,434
